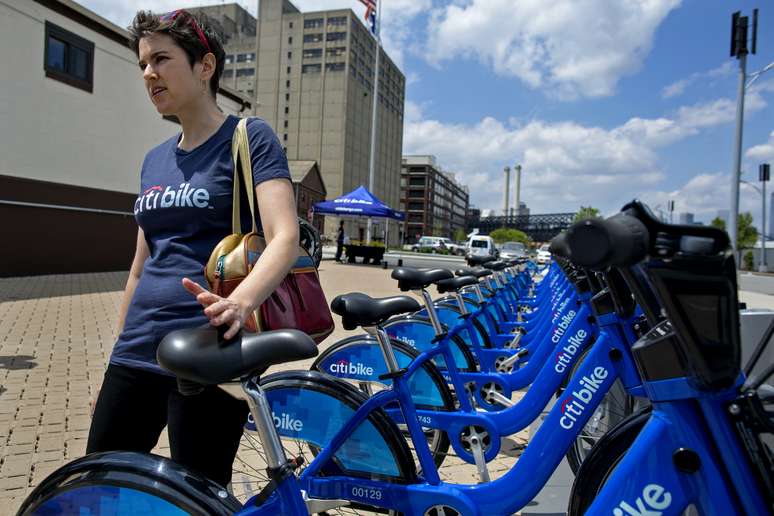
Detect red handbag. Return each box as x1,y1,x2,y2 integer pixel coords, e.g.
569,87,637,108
204,119,334,343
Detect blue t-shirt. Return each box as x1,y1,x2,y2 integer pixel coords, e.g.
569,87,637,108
111,115,291,374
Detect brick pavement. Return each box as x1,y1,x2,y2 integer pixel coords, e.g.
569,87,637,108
0,263,530,515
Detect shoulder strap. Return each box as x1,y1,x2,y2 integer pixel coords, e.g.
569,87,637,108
230,118,257,234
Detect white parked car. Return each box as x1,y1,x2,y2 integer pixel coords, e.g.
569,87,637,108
467,235,498,258
536,244,552,265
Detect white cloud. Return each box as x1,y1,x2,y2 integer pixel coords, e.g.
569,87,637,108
404,87,772,215
424,0,681,99
661,61,734,98
614,92,768,147
640,172,762,226
747,131,774,162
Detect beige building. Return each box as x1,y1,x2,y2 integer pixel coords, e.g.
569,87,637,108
255,0,405,239
0,0,253,276
187,4,258,98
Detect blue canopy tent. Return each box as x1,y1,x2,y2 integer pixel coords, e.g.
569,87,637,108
312,185,404,245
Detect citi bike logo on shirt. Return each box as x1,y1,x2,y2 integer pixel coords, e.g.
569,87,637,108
559,366,608,430
613,484,672,516
554,328,587,373
551,309,577,344
328,359,375,377
134,183,212,214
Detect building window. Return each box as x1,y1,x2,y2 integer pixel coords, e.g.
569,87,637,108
284,120,288,128
286,79,291,87
325,62,345,72
302,64,321,73
246,89,254,96
303,48,323,59
285,93,290,101
222,69,234,78
304,18,324,29
283,146,287,153
283,134,288,141
287,66,291,74
225,54,234,64
303,33,323,43
326,32,346,42
326,47,346,58
288,36,293,44
289,21,294,28
284,106,289,114
237,52,255,63
236,68,254,77
44,21,94,93
287,51,292,60
327,16,347,26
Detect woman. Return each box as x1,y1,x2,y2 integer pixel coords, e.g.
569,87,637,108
86,10,299,488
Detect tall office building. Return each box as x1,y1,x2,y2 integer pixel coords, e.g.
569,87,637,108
255,0,405,237
678,212,695,225
187,4,258,97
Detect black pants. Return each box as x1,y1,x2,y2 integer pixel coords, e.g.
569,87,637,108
335,242,344,261
87,363,249,487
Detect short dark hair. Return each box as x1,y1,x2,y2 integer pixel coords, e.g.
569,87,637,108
128,10,225,98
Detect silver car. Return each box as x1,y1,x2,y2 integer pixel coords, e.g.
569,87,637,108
499,241,527,260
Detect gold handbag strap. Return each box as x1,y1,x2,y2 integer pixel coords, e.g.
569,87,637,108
230,118,257,234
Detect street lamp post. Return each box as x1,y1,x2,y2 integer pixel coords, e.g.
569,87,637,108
729,9,758,260
667,200,675,224
761,163,771,272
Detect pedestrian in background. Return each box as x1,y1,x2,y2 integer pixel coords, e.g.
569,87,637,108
335,220,345,262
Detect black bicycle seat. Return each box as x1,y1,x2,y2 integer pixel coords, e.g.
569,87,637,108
482,260,507,271
436,276,479,294
455,266,492,278
157,327,318,385
330,293,420,330
467,255,497,266
391,267,453,291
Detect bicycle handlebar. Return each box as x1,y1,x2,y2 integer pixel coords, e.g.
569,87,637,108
565,214,649,269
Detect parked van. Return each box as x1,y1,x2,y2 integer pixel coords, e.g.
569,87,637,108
467,235,497,258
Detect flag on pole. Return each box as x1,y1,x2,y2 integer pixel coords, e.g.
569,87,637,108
358,0,377,34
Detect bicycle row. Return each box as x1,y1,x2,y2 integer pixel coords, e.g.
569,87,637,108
18,200,774,515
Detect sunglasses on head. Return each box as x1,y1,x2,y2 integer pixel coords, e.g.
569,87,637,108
159,9,212,54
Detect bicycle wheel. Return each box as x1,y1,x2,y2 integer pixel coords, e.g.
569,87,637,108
19,451,241,515
383,316,478,374
567,407,651,516
231,371,416,514
311,336,455,469
555,346,639,473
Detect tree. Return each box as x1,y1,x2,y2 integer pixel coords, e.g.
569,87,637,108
489,227,529,244
574,206,601,222
737,212,758,249
709,213,757,250
453,228,467,242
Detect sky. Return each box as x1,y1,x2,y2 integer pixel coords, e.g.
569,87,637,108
80,0,774,225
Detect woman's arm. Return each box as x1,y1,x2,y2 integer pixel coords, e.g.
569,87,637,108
183,178,298,338
116,228,150,335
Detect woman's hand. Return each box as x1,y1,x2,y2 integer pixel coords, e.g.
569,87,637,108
182,278,253,339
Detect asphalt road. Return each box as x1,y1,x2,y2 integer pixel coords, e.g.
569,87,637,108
739,272,774,295
323,249,468,270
